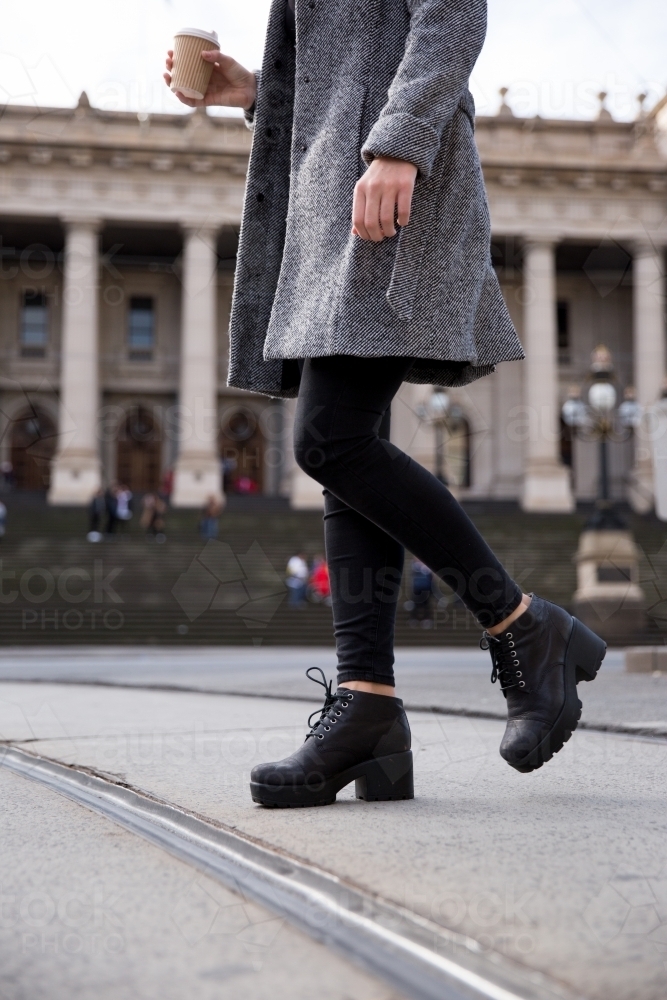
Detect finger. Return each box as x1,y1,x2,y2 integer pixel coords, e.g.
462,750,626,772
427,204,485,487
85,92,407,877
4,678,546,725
165,56,173,70
379,189,397,238
174,92,199,108
352,185,371,241
364,182,384,241
396,185,413,227
163,73,172,87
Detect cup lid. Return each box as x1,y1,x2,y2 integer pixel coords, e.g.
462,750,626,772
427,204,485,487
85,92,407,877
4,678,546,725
175,28,219,45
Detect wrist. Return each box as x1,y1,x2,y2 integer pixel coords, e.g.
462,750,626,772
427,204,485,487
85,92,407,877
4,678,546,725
243,73,257,112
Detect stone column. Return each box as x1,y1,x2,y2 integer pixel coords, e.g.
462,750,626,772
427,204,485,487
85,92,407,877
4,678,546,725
629,241,666,513
49,218,102,505
520,239,574,512
172,227,223,508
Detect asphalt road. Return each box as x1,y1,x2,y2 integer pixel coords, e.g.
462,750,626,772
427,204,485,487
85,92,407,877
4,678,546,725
1,662,666,1000
1,645,666,733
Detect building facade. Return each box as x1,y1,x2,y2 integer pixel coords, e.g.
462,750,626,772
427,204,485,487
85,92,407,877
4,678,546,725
0,92,665,511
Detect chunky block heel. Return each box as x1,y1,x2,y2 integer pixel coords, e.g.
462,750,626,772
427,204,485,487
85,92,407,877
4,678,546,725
355,751,414,801
567,617,607,682
484,595,607,774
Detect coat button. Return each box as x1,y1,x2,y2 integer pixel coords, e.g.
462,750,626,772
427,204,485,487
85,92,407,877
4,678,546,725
308,1,315,6
303,76,309,83
301,144,307,152
274,58,283,69
256,192,265,202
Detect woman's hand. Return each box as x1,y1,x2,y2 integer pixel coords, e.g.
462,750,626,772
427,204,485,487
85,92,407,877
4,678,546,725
352,156,418,242
164,50,257,110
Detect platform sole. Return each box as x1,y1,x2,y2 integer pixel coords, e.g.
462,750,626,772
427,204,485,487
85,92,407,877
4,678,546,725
250,750,414,808
508,617,606,774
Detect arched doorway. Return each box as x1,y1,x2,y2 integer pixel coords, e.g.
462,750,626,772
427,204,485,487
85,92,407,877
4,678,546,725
116,406,161,491
10,409,57,490
220,408,264,494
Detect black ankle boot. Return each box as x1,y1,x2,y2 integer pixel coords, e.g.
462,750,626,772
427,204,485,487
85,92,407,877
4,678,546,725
481,595,606,773
250,668,413,807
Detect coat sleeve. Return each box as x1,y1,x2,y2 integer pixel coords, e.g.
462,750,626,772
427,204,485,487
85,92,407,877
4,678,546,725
243,71,262,129
361,0,486,180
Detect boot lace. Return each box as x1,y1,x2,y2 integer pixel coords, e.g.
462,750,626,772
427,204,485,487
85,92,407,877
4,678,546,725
304,667,354,741
480,631,526,692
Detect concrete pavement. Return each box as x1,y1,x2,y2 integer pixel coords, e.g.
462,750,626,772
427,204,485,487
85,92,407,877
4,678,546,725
0,764,403,1000
1,667,667,1000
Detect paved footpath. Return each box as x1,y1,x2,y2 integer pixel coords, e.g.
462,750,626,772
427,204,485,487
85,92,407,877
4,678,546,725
1,648,667,1000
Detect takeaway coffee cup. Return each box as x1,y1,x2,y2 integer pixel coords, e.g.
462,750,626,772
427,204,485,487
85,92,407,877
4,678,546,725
170,28,220,100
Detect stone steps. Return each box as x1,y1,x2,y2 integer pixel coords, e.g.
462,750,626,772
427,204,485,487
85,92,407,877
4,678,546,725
0,494,665,646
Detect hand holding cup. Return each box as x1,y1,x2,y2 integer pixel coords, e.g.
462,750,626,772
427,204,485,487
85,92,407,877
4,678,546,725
164,32,256,111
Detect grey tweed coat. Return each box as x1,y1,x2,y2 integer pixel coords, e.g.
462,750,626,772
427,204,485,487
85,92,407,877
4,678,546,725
227,0,524,398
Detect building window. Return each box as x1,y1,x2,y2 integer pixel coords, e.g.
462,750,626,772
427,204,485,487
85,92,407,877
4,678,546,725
128,297,155,360
557,300,570,363
20,291,49,357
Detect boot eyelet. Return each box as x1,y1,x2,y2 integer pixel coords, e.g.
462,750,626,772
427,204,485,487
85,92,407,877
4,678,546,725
508,641,515,648
518,680,526,688
507,632,513,639
347,694,354,700
335,710,342,716
317,734,324,739
324,726,330,731
331,718,337,723
516,670,522,678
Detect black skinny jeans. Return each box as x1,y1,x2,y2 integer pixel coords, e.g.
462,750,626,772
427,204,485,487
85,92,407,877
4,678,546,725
294,355,523,687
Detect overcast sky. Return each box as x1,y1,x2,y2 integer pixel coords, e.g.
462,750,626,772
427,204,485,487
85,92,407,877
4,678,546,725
0,0,664,122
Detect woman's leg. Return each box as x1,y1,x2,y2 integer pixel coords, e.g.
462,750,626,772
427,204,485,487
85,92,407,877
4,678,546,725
294,354,524,661
323,406,405,690
249,354,605,804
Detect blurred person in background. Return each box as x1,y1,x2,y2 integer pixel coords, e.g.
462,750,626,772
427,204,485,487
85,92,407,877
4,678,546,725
286,551,309,607
115,484,133,529
141,493,167,542
407,557,433,628
235,474,259,494
200,495,223,539
104,483,118,535
0,461,13,492
160,467,174,504
87,488,105,542
0,498,6,541
309,554,331,605
166,0,606,805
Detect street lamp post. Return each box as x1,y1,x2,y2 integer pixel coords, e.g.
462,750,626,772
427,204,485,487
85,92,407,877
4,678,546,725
562,345,646,642
429,388,450,485
561,345,642,529
418,388,467,487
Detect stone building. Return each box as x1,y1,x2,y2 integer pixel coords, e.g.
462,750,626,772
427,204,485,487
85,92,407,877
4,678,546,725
0,91,665,511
